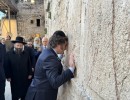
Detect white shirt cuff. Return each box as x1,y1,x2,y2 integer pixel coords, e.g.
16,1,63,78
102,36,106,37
69,67,75,73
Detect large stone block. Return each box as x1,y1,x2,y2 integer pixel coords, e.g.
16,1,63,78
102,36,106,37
44,0,130,99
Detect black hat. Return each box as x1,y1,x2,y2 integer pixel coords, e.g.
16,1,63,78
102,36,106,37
12,36,26,44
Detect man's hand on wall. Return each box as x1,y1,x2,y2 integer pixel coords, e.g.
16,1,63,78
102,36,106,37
69,53,75,69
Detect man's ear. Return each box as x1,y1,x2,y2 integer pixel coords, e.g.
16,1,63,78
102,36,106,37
60,45,64,51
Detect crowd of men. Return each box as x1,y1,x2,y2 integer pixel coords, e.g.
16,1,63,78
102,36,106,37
0,30,75,100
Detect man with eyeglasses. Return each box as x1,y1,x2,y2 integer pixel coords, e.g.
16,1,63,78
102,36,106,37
41,37,48,52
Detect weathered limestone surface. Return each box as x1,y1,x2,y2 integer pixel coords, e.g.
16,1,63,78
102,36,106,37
44,0,130,100
17,1,45,38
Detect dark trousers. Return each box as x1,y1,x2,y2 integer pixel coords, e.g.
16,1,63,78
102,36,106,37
0,80,5,100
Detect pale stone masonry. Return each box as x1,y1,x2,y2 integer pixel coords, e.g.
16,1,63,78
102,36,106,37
16,0,45,38
44,0,130,100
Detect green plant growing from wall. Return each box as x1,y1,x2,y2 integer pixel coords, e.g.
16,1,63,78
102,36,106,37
46,2,51,19
48,12,51,19
46,2,50,12
44,28,47,34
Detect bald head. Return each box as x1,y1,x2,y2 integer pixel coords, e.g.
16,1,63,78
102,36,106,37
42,37,48,46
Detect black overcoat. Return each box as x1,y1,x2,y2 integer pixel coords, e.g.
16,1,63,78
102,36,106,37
0,43,6,81
4,49,32,98
0,43,6,100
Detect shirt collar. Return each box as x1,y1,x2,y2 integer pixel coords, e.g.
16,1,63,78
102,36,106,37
43,45,47,48
52,48,58,55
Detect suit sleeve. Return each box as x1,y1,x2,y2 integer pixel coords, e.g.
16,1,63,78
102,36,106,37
29,48,36,68
27,54,33,75
4,53,11,78
0,45,3,63
0,45,5,80
43,56,74,89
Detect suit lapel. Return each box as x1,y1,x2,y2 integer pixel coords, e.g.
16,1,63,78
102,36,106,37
49,48,63,73
49,48,61,62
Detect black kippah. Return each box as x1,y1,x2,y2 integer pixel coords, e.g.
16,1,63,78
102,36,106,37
53,30,66,37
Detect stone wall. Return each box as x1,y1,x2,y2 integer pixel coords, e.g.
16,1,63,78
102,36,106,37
17,1,45,38
44,0,130,100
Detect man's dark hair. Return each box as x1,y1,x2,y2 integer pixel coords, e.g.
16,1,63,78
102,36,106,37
7,35,11,40
52,30,66,37
48,30,68,48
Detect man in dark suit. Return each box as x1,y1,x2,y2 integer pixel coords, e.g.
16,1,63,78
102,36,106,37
41,37,48,52
25,31,75,100
0,42,6,100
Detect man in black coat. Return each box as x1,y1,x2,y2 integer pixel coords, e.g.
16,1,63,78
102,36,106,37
25,31,76,100
0,43,6,100
4,36,32,100
24,45,36,72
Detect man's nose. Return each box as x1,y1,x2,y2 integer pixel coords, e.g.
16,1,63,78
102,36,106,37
18,46,22,48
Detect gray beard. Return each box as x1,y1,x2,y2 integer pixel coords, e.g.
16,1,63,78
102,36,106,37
15,48,23,54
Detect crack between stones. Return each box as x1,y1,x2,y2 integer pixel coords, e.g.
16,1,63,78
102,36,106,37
111,0,120,100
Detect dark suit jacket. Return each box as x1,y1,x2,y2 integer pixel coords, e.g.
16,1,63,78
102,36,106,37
25,48,74,100
24,46,36,68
